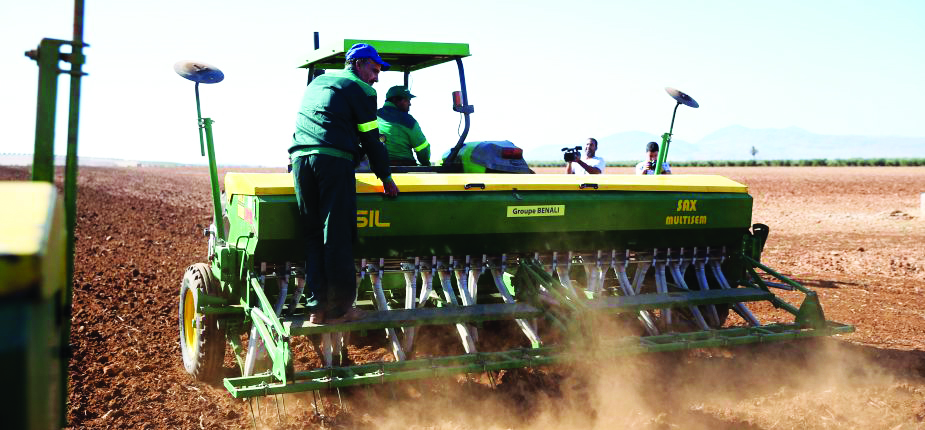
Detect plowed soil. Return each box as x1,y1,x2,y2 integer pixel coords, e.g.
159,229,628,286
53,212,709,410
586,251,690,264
3,165,924,429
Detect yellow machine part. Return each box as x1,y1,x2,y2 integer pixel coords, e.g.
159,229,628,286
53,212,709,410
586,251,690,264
0,182,65,299
224,173,749,198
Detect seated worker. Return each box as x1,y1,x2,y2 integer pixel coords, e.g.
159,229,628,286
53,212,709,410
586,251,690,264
566,138,605,174
636,141,672,175
377,86,430,166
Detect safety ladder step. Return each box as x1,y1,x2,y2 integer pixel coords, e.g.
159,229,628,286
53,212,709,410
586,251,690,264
285,303,541,335
587,287,774,313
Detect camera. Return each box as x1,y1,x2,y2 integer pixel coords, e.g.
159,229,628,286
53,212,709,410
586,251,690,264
646,160,656,171
561,146,581,163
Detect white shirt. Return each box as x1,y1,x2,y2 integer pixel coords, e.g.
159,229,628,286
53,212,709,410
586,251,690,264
635,160,671,175
573,156,605,174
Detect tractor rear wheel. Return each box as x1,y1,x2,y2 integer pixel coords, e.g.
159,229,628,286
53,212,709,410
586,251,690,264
179,263,226,382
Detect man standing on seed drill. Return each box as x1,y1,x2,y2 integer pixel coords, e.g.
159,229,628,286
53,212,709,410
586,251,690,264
290,43,399,324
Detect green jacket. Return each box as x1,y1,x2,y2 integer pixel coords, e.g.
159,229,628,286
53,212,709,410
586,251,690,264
290,68,391,180
377,101,430,166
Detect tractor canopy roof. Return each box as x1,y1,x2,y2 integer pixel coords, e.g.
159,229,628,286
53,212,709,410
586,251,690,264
300,39,470,72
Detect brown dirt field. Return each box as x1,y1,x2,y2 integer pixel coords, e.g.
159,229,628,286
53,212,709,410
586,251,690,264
3,165,924,429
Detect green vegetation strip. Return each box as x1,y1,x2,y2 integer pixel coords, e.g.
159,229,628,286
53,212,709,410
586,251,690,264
224,322,854,398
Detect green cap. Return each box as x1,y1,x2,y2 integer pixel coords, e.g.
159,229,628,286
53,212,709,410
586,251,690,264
386,86,416,99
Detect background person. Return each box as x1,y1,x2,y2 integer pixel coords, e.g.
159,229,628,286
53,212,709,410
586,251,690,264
289,43,399,324
566,138,605,174
636,141,672,175
377,86,431,166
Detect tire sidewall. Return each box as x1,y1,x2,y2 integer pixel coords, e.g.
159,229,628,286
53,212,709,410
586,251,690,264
178,266,202,374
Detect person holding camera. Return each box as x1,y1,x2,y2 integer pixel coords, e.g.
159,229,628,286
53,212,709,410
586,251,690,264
636,141,672,175
565,138,605,174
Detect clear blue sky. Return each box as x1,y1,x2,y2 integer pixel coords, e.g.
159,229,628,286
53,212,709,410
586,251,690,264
3,0,924,165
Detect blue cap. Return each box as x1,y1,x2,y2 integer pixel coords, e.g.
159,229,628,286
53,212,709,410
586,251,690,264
345,43,390,71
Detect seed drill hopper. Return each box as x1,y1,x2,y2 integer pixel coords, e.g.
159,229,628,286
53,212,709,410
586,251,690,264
176,39,853,400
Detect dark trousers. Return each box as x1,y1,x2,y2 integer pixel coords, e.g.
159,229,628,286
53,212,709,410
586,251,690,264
292,154,357,317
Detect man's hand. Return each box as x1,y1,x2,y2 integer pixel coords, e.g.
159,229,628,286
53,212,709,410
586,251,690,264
382,177,399,197
577,159,601,174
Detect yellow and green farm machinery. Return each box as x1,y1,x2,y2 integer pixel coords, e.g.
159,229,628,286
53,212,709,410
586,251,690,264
176,39,853,401
1,1,86,428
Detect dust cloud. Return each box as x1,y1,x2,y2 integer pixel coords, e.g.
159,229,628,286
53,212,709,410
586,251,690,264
261,319,925,430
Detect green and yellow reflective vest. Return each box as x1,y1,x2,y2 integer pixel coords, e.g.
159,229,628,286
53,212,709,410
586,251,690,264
290,68,391,180
377,101,431,166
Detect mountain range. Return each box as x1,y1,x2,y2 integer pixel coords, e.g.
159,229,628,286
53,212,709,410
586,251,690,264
527,126,925,162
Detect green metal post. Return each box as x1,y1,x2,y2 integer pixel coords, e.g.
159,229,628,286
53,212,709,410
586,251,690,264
195,83,206,156
60,1,86,426
655,102,680,175
202,118,226,242
28,39,67,182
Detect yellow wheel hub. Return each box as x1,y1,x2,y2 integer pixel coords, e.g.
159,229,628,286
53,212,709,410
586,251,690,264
183,288,196,351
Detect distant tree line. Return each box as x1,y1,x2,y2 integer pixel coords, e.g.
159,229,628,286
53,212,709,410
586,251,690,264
529,158,925,168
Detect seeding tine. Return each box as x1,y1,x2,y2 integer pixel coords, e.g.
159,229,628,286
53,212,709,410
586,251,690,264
370,260,406,361
614,256,634,297
679,248,691,276
653,251,672,326
321,333,334,367
438,259,477,353
453,257,476,306
609,250,619,295
289,275,305,315
454,256,480,342
491,255,542,347
401,259,419,351
457,256,471,301
418,257,436,304
530,253,543,333
614,258,659,335
244,324,263,376
710,260,761,326
405,258,419,310
583,250,605,295
553,252,576,297
694,259,722,327
569,251,585,297
244,275,277,376
275,395,283,424
310,391,318,416
550,251,559,277
632,259,650,296
469,255,479,300
273,271,288,315
249,398,257,429
456,255,478,306
446,257,462,306
668,262,710,331
595,250,606,294
474,255,489,298
333,333,346,366
682,248,719,327
582,258,594,294
466,255,482,301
